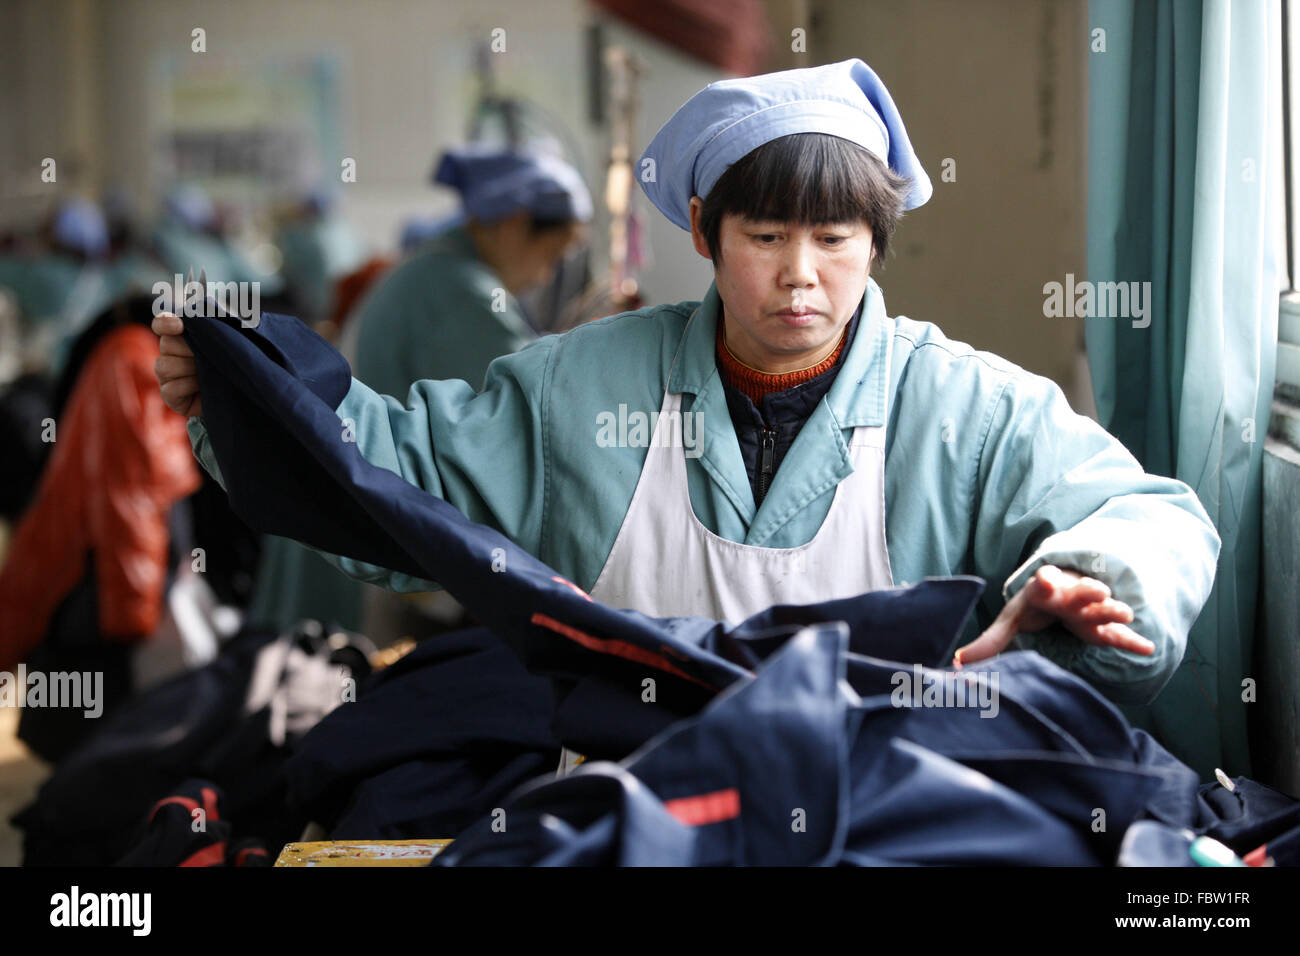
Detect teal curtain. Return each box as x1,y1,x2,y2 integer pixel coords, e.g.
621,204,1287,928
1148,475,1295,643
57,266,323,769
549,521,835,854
1087,0,1282,778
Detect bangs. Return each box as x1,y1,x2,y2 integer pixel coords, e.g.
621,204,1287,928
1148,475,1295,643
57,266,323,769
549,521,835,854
720,134,886,225
698,132,911,264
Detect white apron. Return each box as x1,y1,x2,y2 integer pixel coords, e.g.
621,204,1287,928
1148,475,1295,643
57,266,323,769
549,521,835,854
557,339,894,774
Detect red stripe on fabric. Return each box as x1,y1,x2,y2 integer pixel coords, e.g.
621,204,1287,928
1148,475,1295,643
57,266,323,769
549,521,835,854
530,612,715,690
201,786,221,823
149,795,199,823
235,847,269,866
179,842,227,867
664,788,741,826
550,576,594,602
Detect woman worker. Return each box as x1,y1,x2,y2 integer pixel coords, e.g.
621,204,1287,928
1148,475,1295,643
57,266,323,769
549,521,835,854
342,143,591,398
155,59,1220,706
250,145,592,635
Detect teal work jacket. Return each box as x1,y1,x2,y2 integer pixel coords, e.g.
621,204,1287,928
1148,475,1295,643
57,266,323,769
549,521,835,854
348,226,536,398
189,277,1221,705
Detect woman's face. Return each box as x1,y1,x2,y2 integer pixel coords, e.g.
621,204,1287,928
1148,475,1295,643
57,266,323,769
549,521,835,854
689,196,873,374
479,214,587,294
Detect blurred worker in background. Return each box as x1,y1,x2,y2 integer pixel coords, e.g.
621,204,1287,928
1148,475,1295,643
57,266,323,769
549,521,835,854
342,144,592,396
149,183,281,293
0,198,118,375
249,144,592,642
0,294,203,761
274,187,366,328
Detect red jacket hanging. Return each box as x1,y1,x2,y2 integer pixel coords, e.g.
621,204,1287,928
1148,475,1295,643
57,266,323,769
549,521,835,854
0,324,200,670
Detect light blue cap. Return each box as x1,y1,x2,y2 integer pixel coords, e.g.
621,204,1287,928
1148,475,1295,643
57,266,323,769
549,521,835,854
639,58,932,231
52,197,108,258
164,183,217,232
433,145,593,223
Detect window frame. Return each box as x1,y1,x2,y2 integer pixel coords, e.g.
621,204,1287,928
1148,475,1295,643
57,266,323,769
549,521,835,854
1280,0,1299,391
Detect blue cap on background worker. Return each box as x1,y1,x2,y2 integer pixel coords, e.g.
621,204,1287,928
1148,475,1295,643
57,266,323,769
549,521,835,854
163,183,218,234
51,198,110,260
398,143,592,253
432,144,593,224
344,143,592,397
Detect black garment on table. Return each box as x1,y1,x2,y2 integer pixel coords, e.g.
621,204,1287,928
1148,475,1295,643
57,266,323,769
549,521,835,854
287,626,561,840
12,622,367,866
720,303,861,507
17,558,138,763
116,778,272,867
15,494,196,763
1193,776,1300,864
1117,777,1300,867
13,626,276,865
286,581,982,842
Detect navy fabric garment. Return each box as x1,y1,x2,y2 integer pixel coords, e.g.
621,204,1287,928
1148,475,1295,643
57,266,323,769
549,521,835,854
1117,797,1300,868
181,306,984,757
13,626,277,866
438,625,1300,866
181,305,1300,866
438,764,699,866
286,626,562,839
1192,776,1300,860
13,622,368,865
1261,819,1300,866
842,652,1203,832
286,591,1000,840
440,626,1099,866
116,778,272,867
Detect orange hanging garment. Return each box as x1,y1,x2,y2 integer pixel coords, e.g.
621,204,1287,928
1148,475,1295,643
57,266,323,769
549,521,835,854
0,324,201,670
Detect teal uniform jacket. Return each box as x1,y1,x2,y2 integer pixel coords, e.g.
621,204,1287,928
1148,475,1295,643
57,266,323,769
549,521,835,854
149,223,283,294
275,215,366,322
0,251,165,376
0,255,119,332
243,225,534,632
189,276,1221,705
348,225,536,397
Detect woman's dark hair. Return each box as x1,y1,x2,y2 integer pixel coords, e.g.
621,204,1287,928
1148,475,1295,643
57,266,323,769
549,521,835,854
698,132,911,266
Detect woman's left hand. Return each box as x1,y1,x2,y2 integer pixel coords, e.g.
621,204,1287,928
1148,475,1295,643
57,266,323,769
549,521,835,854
953,564,1154,666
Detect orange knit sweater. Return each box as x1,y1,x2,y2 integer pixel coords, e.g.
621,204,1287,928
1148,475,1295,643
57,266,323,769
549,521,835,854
715,319,849,405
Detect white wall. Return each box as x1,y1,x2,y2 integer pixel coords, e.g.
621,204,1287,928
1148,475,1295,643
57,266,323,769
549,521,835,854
0,0,721,302
1,0,1088,401
808,0,1093,408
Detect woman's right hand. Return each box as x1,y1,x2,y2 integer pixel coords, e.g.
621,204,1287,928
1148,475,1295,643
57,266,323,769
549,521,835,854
151,312,203,418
